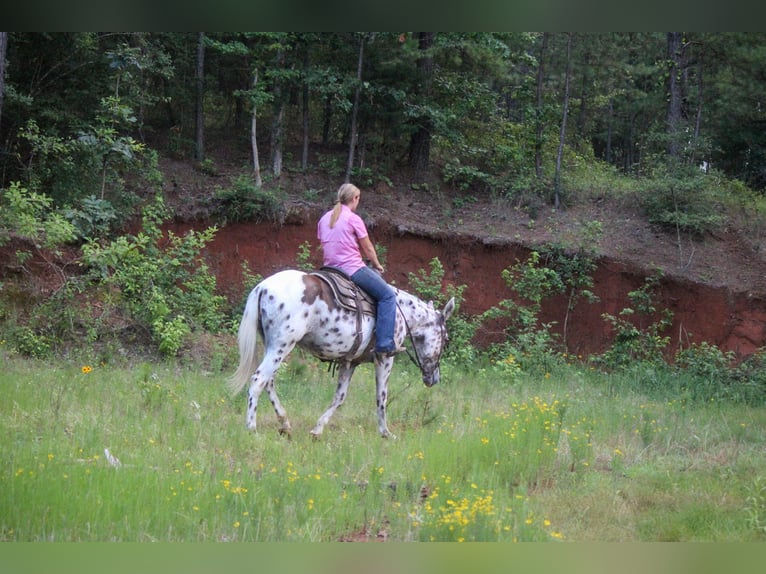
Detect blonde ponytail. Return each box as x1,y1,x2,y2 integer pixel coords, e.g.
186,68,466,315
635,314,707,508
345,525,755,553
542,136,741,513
329,183,360,228
329,203,343,228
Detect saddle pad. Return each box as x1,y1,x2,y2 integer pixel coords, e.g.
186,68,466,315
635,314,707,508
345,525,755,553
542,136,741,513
311,267,376,316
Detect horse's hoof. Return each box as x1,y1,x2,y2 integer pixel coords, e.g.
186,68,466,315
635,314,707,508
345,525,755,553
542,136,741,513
309,429,322,441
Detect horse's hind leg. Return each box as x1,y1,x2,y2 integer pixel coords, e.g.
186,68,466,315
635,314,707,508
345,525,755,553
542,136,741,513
310,362,356,438
265,378,292,437
246,350,288,433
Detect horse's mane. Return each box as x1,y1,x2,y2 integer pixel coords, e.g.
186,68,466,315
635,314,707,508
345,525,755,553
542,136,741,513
392,287,437,319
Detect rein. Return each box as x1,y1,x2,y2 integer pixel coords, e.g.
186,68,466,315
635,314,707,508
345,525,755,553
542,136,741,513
397,301,447,371
398,305,422,370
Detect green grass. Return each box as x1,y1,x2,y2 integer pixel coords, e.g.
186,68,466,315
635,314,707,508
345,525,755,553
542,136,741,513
2,349,765,542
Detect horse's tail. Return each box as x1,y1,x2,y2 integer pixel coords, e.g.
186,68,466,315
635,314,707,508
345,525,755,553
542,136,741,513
228,285,263,395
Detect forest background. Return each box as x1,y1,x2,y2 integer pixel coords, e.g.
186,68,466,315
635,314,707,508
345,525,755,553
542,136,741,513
1,32,766,366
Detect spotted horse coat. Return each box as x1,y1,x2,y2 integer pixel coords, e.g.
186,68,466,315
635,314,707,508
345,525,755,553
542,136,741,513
229,269,455,438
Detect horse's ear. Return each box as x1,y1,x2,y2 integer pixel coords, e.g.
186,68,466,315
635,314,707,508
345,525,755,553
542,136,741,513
427,300,434,309
442,297,456,321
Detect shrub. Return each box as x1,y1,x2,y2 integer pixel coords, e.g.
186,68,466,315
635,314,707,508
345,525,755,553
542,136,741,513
0,182,77,249
639,169,726,236
81,195,226,356
594,273,673,370
482,251,564,371
730,349,766,405
214,175,286,224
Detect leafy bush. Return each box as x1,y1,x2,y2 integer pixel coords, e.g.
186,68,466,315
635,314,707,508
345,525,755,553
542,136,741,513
639,169,726,236
7,326,52,359
0,182,77,249
594,273,673,370
17,107,160,212
214,175,286,224
730,349,766,405
482,251,565,372
81,195,226,355
62,195,118,240
659,343,766,406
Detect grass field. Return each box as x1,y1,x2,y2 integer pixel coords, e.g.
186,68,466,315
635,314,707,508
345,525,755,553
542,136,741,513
2,348,766,542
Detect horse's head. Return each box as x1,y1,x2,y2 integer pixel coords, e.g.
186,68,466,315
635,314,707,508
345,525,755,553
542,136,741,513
411,297,455,387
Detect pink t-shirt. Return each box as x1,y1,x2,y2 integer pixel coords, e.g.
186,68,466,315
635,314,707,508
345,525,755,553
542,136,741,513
317,204,368,276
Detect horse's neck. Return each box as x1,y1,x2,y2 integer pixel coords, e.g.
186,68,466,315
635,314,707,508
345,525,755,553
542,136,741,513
395,289,432,325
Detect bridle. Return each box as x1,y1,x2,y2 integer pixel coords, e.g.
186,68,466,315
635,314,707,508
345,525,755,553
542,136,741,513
398,302,448,372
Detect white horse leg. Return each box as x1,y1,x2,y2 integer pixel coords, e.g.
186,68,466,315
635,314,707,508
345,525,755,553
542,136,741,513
374,357,396,438
246,351,287,432
246,373,267,431
311,362,356,438
265,378,292,437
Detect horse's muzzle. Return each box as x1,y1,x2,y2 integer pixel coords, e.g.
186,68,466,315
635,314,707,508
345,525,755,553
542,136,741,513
423,368,440,387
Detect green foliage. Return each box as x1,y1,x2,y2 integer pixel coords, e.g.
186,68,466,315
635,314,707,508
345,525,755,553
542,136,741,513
0,182,77,249
6,326,52,359
17,97,160,212
730,350,766,405
62,195,118,240
484,251,564,371
295,240,315,271
153,315,191,356
595,273,673,370
745,476,766,536
16,119,89,204
666,341,765,405
80,195,226,355
559,148,640,202
639,168,726,236
214,175,286,224
675,341,734,382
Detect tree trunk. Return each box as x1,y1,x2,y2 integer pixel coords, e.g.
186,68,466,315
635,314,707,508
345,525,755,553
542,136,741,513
606,99,613,163
534,32,549,179
251,71,262,188
195,32,205,162
301,47,310,170
322,94,332,146
692,46,705,167
666,32,683,160
345,33,365,183
270,49,285,178
408,32,435,175
0,32,8,135
271,103,284,178
554,33,572,209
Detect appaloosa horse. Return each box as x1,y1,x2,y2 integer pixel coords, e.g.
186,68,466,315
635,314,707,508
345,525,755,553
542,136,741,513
229,269,455,438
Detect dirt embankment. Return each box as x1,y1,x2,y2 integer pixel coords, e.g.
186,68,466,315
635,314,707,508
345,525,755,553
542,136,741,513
167,211,766,360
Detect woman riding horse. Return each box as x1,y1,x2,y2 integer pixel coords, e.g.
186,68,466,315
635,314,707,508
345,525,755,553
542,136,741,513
317,183,405,358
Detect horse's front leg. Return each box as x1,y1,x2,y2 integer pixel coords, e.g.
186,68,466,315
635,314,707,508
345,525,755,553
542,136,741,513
374,357,396,438
311,362,356,439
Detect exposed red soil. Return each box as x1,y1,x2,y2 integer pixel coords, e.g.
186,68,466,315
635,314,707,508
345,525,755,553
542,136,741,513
4,150,766,361
151,144,766,360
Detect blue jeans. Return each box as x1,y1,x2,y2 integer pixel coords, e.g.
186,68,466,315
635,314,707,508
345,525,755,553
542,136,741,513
351,266,397,352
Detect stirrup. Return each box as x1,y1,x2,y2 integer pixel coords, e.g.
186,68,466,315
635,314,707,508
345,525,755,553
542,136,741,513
374,346,406,358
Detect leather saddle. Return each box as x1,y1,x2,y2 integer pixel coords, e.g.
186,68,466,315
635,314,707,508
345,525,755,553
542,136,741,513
310,267,377,317
309,267,377,358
